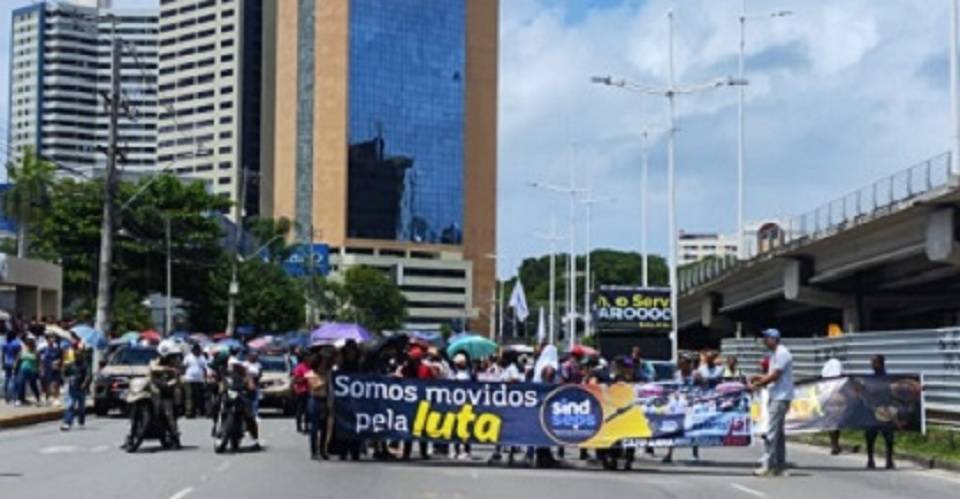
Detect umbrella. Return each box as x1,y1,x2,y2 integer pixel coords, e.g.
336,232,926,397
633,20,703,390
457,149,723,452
247,336,273,350
45,325,73,340
446,335,498,360
190,333,212,345
408,330,445,348
283,332,309,349
140,330,162,343
70,324,106,350
503,343,534,355
217,337,244,349
569,344,599,358
170,331,191,341
310,323,374,346
119,331,140,343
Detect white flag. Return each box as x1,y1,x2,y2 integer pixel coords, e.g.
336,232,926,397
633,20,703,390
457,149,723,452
536,306,546,343
508,279,529,322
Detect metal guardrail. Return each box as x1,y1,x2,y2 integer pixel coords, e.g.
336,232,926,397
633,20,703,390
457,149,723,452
721,328,960,427
680,152,955,293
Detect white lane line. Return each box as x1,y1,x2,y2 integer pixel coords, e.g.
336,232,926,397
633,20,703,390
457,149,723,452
169,487,194,499
89,445,109,453
731,483,767,498
39,445,79,454
216,460,231,472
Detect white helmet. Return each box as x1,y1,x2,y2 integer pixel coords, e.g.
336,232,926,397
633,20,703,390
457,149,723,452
157,339,182,358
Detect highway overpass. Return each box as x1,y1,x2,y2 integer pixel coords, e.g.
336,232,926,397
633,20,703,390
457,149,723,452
678,152,960,347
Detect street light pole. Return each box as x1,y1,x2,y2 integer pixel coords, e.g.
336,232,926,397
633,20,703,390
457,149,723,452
666,10,679,364
640,127,651,288
164,214,172,336
952,0,960,175
737,3,792,258
567,144,578,350
535,217,563,345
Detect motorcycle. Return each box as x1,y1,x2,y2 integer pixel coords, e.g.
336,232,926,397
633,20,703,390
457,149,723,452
214,374,249,454
124,376,181,453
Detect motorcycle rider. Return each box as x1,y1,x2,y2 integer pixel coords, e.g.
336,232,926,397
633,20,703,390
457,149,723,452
225,348,262,450
125,339,182,449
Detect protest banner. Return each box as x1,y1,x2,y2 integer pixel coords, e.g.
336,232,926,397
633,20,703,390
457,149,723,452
332,374,753,448
752,375,924,434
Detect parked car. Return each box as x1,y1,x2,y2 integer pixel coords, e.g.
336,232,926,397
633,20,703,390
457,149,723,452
257,354,295,415
94,345,159,416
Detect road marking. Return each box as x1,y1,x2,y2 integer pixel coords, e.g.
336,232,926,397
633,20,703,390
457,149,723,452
216,460,231,472
39,445,79,454
169,486,194,499
89,445,109,453
731,483,767,498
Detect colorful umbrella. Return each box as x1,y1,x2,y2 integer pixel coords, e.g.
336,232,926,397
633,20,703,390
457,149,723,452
140,330,162,343
217,338,244,350
70,324,107,350
119,331,140,343
247,335,274,350
190,333,212,345
310,323,374,346
446,335,498,360
45,325,73,340
569,344,599,358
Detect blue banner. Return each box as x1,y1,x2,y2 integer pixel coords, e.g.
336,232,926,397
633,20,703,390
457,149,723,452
333,375,753,448
282,244,330,277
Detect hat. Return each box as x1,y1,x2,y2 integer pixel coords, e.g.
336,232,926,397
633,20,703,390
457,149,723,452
453,353,467,365
761,328,781,339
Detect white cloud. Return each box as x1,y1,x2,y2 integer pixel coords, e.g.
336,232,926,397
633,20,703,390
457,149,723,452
497,0,955,277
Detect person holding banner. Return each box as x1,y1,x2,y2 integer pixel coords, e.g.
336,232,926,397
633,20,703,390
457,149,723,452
448,353,474,461
305,353,332,461
865,355,895,470
749,328,794,477
399,346,433,460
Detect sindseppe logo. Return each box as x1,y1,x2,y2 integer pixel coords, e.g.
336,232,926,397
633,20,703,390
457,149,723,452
540,386,603,445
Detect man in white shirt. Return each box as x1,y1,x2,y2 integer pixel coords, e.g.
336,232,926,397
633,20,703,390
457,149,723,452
749,328,794,477
182,344,207,418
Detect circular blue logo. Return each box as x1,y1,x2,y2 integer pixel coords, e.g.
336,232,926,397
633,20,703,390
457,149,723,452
540,385,604,445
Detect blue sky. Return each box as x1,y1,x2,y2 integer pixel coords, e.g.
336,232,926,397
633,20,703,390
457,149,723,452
1,1,956,278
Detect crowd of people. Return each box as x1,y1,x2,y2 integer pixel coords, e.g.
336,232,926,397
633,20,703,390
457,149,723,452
1,316,94,431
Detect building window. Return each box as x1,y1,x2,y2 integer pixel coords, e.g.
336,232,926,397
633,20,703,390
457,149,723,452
218,177,231,185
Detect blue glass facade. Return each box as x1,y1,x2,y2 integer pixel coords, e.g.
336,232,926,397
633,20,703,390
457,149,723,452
347,0,466,244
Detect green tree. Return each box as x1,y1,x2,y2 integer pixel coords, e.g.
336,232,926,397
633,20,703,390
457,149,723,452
30,174,230,327
302,274,348,324
191,258,305,333
341,266,406,332
2,147,56,257
246,216,295,264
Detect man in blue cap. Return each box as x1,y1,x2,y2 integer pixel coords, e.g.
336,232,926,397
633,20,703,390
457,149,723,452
749,328,794,477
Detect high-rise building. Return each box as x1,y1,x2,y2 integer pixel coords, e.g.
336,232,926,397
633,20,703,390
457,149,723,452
260,0,498,332
678,231,740,265
7,0,158,177
157,0,262,215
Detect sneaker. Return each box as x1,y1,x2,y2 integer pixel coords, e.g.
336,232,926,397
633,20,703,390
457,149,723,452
867,460,876,470
753,468,776,478
59,424,70,432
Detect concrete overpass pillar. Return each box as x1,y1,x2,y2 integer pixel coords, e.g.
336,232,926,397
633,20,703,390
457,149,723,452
926,207,960,265
784,258,864,332
700,292,734,331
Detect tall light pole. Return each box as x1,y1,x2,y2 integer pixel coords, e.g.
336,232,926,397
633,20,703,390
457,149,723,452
737,3,793,258
485,253,506,342
580,166,614,339
952,0,960,175
164,213,172,336
532,148,584,348
591,11,747,363
534,217,563,345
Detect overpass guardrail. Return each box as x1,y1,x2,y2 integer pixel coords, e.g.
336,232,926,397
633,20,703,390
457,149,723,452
681,152,955,293
721,328,960,428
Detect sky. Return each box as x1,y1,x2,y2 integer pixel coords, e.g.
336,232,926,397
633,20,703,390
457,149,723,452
1,1,956,278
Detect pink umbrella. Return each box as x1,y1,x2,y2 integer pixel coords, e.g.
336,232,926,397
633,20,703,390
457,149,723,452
247,336,273,350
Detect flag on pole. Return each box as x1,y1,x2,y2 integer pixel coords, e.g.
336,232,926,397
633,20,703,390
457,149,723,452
508,279,529,322
536,306,546,344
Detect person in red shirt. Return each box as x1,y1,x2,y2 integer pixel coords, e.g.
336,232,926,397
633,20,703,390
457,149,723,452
400,345,432,460
291,353,311,434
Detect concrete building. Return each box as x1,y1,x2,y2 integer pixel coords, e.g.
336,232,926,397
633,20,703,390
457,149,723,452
260,0,498,332
678,231,739,265
157,0,262,215
7,0,158,177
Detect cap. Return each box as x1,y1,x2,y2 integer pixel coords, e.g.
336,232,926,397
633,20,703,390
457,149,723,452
761,328,781,339
408,346,425,361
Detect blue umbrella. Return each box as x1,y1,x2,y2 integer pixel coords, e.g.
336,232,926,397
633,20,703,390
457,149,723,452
446,335,498,360
70,324,107,350
216,338,244,350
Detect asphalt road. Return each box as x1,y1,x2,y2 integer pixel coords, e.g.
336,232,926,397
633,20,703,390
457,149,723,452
1,414,958,499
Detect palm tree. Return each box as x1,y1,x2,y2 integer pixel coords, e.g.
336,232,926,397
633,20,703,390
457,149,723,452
3,147,56,257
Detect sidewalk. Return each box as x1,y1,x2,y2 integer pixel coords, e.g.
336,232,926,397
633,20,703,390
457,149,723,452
0,401,75,429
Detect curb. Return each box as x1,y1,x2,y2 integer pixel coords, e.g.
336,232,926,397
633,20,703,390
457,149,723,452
791,437,960,473
0,408,66,429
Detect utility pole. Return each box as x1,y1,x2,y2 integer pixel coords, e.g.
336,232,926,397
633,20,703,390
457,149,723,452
952,0,960,175
534,217,563,345
164,214,172,336
225,167,246,336
567,144,578,350
94,31,121,342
